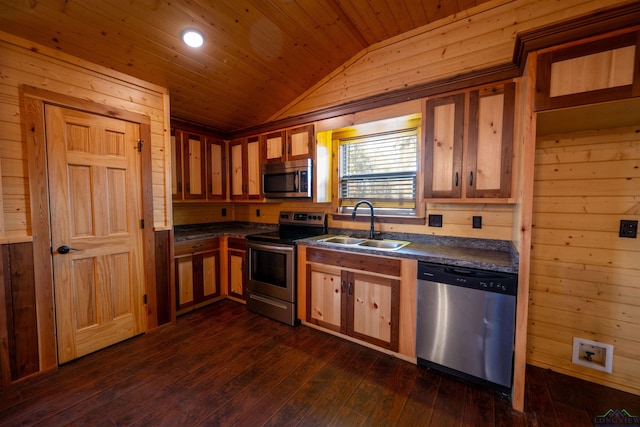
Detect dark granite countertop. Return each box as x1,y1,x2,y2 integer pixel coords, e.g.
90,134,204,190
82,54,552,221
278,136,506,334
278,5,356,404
298,230,518,274
173,222,518,274
173,222,277,241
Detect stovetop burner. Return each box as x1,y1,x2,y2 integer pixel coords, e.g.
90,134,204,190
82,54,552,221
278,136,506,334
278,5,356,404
246,211,327,245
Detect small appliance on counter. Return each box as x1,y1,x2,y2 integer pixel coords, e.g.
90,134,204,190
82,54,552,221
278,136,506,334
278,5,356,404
416,261,517,393
245,211,326,325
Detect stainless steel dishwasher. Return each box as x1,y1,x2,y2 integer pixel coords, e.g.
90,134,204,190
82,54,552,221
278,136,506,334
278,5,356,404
416,262,517,393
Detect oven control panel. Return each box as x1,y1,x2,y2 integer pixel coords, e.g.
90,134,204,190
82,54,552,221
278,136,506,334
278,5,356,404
279,211,326,226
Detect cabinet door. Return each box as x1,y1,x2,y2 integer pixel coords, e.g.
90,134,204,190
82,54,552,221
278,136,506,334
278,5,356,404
229,138,245,199
347,271,399,351
246,136,261,199
424,93,464,198
466,83,515,198
263,130,285,164
229,136,261,200
170,130,183,199
206,137,226,200
201,250,221,300
183,133,206,200
287,125,314,161
228,238,246,300
306,263,344,333
175,255,194,310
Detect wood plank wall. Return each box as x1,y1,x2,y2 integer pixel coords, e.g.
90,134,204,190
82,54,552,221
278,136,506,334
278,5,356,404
0,32,173,387
529,125,640,395
271,0,629,121
0,31,172,239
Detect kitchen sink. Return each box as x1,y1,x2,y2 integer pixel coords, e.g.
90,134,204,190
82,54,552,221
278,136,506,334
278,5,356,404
320,236,410,251
321,236,366,245
357,239,410,250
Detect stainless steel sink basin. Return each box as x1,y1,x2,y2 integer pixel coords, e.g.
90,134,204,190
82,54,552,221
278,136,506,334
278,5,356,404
320,236,410,251
357,239,410,250
321,236,365,245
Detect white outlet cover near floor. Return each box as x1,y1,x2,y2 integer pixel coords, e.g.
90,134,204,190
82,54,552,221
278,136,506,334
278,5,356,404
572,337,613,373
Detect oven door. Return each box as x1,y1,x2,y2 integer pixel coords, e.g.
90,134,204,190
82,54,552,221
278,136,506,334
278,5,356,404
247,241,295,303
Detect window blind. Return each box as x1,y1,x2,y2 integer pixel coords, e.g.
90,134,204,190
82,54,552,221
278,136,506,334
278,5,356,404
339,130,417,210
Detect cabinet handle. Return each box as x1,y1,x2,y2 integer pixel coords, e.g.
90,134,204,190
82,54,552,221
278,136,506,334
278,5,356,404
469,171,474,187
191,244,203,249
455,172,459,187
288,142,291,155
348,282,352,295
341,281,345,293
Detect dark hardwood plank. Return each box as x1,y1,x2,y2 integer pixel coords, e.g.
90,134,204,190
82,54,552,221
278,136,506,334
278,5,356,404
1,300,638,427
428,374,468,427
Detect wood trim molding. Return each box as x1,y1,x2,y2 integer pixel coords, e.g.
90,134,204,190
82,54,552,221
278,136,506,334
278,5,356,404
226,2,640,139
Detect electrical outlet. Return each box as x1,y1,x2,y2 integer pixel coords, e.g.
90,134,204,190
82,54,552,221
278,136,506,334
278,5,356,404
472,216,482,229
619,220,637,238
222,208,227,217
256,209,260,217
428,214,442,227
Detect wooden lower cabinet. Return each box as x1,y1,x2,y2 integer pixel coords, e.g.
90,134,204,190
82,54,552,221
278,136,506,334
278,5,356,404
227,237,246,300
174,238,221,314
304,247,400,352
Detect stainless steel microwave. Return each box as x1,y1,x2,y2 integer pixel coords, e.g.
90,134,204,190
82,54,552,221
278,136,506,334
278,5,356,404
262,159,312,199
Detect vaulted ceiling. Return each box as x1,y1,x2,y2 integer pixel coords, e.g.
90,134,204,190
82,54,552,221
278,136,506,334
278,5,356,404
0,0,492,133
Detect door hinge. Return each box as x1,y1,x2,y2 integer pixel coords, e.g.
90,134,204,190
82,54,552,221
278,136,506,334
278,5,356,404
140,219,145,229
143,294,147,304
137,139,144,152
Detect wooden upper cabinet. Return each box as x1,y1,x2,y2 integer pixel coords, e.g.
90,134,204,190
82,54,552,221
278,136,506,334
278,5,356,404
183,132,206,200
536,30,640,111
230,136,261,200
172,127,226,201
262,125,314,163
170,129,182,199
424,82,515,200
466,83,515,198
424,93,465,198
206,137,226,200
263,130,286,163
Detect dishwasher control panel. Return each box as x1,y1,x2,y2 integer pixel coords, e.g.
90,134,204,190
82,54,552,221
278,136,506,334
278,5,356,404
417,262,517,296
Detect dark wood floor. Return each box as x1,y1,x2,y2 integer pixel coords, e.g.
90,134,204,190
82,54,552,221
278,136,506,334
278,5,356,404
1,300,638,426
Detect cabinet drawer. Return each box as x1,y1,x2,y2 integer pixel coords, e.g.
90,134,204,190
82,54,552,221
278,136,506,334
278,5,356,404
306,247,401,277
174,238,220,256
227,237,246,251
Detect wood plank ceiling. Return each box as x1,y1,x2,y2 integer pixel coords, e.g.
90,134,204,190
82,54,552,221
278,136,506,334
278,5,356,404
0,0,490,134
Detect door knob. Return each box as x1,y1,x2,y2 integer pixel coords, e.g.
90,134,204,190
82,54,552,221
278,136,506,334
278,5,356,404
57,245,80,254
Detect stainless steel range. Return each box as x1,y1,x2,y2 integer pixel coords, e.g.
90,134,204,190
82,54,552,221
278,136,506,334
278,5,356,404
245,211,327,325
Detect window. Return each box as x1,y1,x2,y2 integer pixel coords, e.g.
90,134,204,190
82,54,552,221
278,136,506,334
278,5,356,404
339,127,418,216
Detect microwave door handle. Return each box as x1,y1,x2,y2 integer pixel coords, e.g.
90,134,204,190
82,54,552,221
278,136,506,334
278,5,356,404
293,170,299,192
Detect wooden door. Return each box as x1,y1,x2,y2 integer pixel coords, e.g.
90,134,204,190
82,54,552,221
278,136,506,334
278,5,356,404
46,105,145,364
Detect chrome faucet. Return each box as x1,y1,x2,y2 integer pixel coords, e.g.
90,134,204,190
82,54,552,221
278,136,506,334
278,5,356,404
351,200,376,239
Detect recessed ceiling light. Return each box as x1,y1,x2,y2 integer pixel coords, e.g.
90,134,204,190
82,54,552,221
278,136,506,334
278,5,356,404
181,29,204,48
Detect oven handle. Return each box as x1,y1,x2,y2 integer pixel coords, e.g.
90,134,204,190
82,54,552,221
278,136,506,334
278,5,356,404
247,241,295,254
